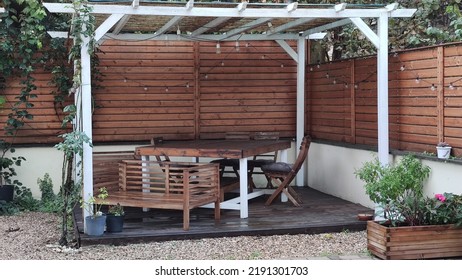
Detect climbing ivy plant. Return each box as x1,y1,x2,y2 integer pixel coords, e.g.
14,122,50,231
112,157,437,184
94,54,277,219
52,0,97,246
0,0,46,187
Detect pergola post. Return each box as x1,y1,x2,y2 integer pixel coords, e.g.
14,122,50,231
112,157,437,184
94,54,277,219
296,36,306,185
81,22,94,232
377,13,390,166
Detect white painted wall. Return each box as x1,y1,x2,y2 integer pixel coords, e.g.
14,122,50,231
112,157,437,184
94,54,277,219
307,143,462,209
12,142,461,206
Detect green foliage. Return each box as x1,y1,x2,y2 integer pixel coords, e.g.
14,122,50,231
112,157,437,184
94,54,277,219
37,173,63,213
81,187,108,218
355,155,431,223
108,203,124,216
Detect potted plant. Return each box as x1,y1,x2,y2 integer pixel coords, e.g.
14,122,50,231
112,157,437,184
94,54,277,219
0,140,25,202
81,187,108,236
436,142,452,159
355,155,462,259
106,203,125,233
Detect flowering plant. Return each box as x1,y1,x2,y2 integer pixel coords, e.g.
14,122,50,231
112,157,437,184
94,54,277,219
389,191,462,227
437,142,450,147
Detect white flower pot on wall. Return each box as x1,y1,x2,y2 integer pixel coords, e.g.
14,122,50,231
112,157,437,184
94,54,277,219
436,146,451,159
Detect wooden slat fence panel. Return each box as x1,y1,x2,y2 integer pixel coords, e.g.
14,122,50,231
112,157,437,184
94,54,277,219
199,41,297,139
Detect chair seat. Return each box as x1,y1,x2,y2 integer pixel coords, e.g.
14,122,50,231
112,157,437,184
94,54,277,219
261,162,293,174
210,158,239,167
248,159,274,168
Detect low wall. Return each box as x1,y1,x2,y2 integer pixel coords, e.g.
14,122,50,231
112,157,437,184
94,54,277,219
307,143,462,209
12,142,460,207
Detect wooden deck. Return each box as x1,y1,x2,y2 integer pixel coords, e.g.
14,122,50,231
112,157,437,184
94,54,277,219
75,187,373,247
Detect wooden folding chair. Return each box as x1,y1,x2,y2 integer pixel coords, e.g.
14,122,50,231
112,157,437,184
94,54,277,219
248,131,280,190
261,136,311,207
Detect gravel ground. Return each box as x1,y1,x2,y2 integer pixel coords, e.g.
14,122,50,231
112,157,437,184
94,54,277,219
0,212,369,260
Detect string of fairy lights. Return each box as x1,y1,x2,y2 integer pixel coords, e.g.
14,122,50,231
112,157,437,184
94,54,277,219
101,21,291,92
311,51,462,92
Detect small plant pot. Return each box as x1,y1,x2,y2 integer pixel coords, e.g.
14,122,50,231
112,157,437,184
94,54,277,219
0,185,14,202
436,146,451,159
85,215,106,236
106,214,124,233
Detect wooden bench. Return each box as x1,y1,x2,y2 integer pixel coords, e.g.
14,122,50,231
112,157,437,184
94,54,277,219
93,151,139,193
95,159,221,230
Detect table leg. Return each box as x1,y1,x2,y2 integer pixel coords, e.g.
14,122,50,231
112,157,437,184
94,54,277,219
142,155,149,212
279,149,288,203
239,158,248,218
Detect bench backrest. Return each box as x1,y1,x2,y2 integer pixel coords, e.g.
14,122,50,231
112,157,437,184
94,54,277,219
93,151,138,193
118,160,220,198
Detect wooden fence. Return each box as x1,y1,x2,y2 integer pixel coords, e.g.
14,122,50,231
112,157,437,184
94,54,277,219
307,43,462,157
1,40,462,156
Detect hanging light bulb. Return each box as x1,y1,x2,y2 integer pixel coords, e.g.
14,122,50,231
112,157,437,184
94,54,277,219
186,82,190,88
245,42,250,48
400,65,405,71
431,84,436,91
415,77,420,84
176,26,181,40
344,83,349,89
393,52,399,57
123,78,127,83
235,41,240,52
354,84,358,89
449,83,455,90
316,64,320,69
165,87,169,92
309,67,313,71
325,72,330,78
280,64,284,68
333,79,337,85
205,74,208,79
216,42,221,54
144,87,148,91
221,61,225,66
261,55,265,60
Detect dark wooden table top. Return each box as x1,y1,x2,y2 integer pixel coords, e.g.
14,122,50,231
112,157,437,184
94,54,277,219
135,139,291,159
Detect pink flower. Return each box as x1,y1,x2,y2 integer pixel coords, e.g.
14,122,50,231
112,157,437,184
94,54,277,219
435,194,446,202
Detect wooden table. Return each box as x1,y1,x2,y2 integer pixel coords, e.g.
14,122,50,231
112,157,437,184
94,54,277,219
135,139,292,218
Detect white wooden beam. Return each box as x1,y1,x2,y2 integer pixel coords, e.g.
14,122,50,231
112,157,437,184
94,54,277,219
276,40,298,63
377,12,389,166
220,18,272,40
287,2,298,13
296,37,306,186
269,18,315,35
308,32,327,40
43,3,416,19
47,31,70,38
186,0,194,10
80,15,94,233
334,3,347,12
350,18,379,48
386,3,399,12
155,16,183,36
95,14,125,42
237,1,248,13
191,17,230,36
112,15,132,35
132,0,139,8
302,18,351,36
103,32,301,41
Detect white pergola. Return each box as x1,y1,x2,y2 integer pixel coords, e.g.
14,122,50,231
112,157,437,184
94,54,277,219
41,1,415,225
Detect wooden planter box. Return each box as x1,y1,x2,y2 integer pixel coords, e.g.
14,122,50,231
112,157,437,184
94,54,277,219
367,220,462,260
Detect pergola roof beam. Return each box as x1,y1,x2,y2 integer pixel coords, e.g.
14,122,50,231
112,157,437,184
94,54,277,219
132,0,139,8
155,16,183,36
276,39,298,63
112,15,132,35
350,17,379,48
334,3,347,12
186,0,194,10
302,18,351,36
95,14,125,42
43,3,416,19
268,18,315,35
219,17,272,41
237,1,248,13
191,17,230,36
106,32,302,41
